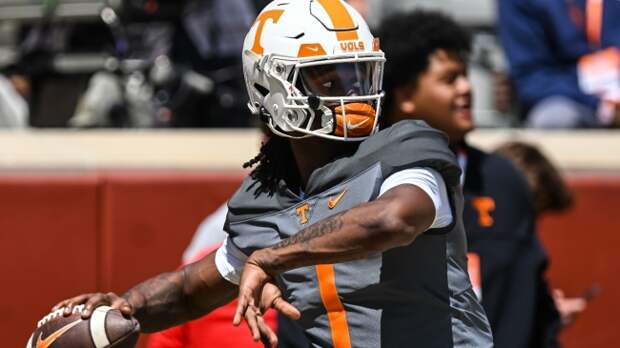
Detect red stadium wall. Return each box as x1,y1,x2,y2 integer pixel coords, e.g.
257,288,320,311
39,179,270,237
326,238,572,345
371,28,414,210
1,172,618,348
538,176,620,348
1,171,243,348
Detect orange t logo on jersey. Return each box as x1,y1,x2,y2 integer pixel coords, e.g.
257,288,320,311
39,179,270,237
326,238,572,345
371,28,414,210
251,9,285,55
471,196,495,227
296,203,310,224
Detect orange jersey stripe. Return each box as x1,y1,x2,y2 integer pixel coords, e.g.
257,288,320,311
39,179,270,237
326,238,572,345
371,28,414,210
316,264,352,348
467,252,481,290
316,0,359,41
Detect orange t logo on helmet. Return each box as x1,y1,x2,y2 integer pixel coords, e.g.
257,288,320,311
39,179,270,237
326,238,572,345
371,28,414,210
251,9,285,55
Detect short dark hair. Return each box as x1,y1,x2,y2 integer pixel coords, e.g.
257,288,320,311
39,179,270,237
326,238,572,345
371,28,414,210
378,10,471,117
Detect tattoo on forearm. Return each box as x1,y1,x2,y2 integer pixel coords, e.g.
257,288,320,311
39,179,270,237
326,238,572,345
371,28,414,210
272,212,345,250
252,200,395,274
252,213,345,274
123,270,189,332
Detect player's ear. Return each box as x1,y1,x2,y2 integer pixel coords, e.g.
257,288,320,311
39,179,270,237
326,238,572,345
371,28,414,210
399,100,416,114
394,86,416,115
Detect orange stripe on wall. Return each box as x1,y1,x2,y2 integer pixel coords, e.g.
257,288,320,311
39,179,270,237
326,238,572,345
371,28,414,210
317,0,359,41
316,264,352,348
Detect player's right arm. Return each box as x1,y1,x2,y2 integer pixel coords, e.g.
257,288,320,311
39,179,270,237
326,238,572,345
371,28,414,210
53,251,234,332
52,250,297,341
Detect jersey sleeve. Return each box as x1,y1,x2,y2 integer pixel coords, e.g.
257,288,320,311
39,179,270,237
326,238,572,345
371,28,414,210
214,237,248,285
378,167,453,229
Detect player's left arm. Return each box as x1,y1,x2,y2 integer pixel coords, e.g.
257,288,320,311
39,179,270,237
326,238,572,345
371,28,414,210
257,184,434,271
234,183,436,331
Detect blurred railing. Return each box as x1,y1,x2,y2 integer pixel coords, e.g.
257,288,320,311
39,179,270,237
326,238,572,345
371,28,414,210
0,129,617,171
0,0,104,21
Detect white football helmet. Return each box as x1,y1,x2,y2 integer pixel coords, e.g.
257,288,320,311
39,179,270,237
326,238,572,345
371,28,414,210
242,0,385,141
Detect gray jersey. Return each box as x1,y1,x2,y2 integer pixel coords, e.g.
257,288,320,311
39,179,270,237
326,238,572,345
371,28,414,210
226,120,493,348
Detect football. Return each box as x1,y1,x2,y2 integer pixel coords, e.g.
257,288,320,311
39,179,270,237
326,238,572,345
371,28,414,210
26,305,140,348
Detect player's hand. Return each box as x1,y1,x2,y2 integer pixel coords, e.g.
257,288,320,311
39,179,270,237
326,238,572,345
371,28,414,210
51,293,133,319
233,260,272,342
260,281,301,321
553,289,587,326
233,253,300,346
253,280,302,346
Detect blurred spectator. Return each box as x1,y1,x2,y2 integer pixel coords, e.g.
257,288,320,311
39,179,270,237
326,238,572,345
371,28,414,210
169,0,256,127
379,10,565,348
181,204,229,264
494,142,588,327
18,20,116,127
147,203,278,348
14,0,258,128
499,0,620,128
494,142,573,215
0,71,29,127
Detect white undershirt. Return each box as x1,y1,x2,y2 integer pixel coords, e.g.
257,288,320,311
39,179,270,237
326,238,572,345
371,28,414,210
215,167,453,284
378,167,452,229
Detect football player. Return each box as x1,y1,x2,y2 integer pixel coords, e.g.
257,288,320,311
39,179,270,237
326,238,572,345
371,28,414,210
379,10,564,348
54,1,493,347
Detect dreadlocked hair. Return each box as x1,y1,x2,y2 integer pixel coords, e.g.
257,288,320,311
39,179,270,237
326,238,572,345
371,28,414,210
243,136,294,195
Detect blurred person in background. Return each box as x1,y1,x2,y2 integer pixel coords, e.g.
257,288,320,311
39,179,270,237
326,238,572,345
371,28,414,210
494,142,589,328
16,13,116,127
0,67,29,128
494,142,573,217
499,0,620,128
379,10,565,347
70,0,260,128
146,204,279,348
167,0,258,127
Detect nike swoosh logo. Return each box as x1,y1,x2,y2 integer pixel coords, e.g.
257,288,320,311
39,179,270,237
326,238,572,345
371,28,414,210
346,119,368,130
306,46,320,52
327,189,347,209
37,319,82,348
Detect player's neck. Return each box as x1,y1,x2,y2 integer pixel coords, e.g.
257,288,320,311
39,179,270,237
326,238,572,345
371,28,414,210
289,137,359,188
